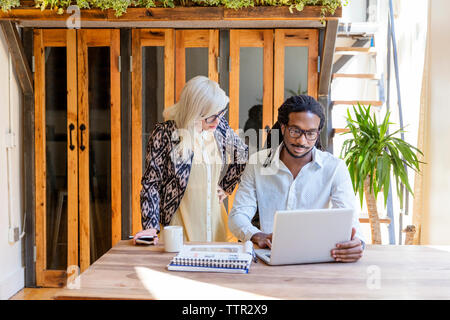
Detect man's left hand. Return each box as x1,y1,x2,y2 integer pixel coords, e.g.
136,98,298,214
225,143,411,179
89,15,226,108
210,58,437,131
331,227,364,263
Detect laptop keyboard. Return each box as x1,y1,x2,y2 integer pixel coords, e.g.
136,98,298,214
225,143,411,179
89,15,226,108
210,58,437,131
255,249,271,262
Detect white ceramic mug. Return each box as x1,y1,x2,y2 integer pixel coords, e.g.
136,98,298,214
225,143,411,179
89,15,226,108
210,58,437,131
163,226,184,252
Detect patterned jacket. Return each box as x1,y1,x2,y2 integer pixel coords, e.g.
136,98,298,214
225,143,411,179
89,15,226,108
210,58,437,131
140,117,249,230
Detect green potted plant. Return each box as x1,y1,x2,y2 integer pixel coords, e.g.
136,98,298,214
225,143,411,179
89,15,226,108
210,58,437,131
340,103,423,244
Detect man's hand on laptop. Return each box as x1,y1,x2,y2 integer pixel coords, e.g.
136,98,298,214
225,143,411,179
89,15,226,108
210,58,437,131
331,227,364,263
251,232,273,249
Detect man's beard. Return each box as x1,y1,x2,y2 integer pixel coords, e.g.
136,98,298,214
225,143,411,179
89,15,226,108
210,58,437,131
283,142,314,159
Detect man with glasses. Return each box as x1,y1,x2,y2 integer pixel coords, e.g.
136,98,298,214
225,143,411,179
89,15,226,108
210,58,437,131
228,95,365,263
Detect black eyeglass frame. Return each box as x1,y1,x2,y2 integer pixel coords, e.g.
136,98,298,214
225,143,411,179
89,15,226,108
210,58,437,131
285,125,320,141
204,107,228,124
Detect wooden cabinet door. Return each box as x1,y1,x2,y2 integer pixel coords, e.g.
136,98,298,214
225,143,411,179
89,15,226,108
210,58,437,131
274,29,319,121
33,27,319,286
77,29,121,272
35,29,122,284
175,29,219,101
34,29,77,287
229,29,318,141
131,29,175,234
229,29,274,147
228,29,274,209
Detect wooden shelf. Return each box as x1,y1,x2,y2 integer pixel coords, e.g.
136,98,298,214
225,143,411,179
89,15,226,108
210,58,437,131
333,128,350,134
335,47,377,55
332,100,383,107
0,6,342,22
332,73,379,80
359,217,391,224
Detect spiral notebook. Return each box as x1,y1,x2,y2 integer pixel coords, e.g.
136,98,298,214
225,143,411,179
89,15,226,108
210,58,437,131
167,241,254,274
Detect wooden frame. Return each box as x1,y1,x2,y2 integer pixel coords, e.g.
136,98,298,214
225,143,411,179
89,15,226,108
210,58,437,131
34,29,76,287
0,6,341,23
175,29,219,101
22,27,36,287
228,29,274,208
229,29,274,138
77,29,121,272
66,30,79,277
318,20,338,97
131,29,175,234
0,21,33,95
120,28,132,241
31,25,324,285
274,29,319,121
318,20,339,153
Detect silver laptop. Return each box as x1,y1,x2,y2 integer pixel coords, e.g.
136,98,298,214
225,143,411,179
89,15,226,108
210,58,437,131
255,208,354,265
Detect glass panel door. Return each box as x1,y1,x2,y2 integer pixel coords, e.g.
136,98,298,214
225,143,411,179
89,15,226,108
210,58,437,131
142,45,165,166
87,46,112,264
239,47,264,153
229,30,274,154
284,47,309,100
228,30,274,210
175,30,219,101
77,29,121,272
34,29,77,287
45,46,68,271
35,28,123,284
131,29,175,234
274,29,319,121
186,47,208,81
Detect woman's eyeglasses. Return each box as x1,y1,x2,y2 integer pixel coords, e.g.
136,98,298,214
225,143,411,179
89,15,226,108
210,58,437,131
204,107,228,124
286,126,320,141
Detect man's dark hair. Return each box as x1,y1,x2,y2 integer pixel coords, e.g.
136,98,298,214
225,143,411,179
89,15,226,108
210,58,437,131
266,95,325,150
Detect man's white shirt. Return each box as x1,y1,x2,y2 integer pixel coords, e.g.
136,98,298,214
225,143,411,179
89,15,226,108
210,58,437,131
228,144,365,244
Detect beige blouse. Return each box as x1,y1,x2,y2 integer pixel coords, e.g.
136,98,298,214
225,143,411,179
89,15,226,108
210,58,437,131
168,130,237,242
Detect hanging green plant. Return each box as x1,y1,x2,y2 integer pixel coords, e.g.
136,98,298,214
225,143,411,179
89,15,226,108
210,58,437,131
1,0,19,12
0,0,346,18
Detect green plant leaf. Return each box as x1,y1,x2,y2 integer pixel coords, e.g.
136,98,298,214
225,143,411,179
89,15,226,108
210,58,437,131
340,101,424,210
382,153,391,206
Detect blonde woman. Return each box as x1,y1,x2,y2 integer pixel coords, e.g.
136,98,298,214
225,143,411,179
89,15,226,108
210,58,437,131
133,76,248,244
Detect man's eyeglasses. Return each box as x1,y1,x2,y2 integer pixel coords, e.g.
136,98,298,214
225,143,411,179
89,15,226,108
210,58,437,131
286,126,320,141
204,107,227,124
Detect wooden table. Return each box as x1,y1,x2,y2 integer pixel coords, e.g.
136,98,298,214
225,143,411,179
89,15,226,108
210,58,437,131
55,240,450,300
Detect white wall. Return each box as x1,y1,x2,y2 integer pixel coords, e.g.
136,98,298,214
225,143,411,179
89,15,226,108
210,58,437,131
422,0,450,244
341,0,368,23
0,29,24,300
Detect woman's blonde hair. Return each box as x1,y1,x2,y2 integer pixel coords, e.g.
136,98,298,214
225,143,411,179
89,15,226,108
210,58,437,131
163,76,229,154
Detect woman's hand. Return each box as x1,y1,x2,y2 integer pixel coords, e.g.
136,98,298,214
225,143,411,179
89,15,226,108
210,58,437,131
133,228,159,245
217,187,228,203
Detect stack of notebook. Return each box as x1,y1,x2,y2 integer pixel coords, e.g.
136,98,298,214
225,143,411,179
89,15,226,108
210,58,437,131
167,241,254,274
